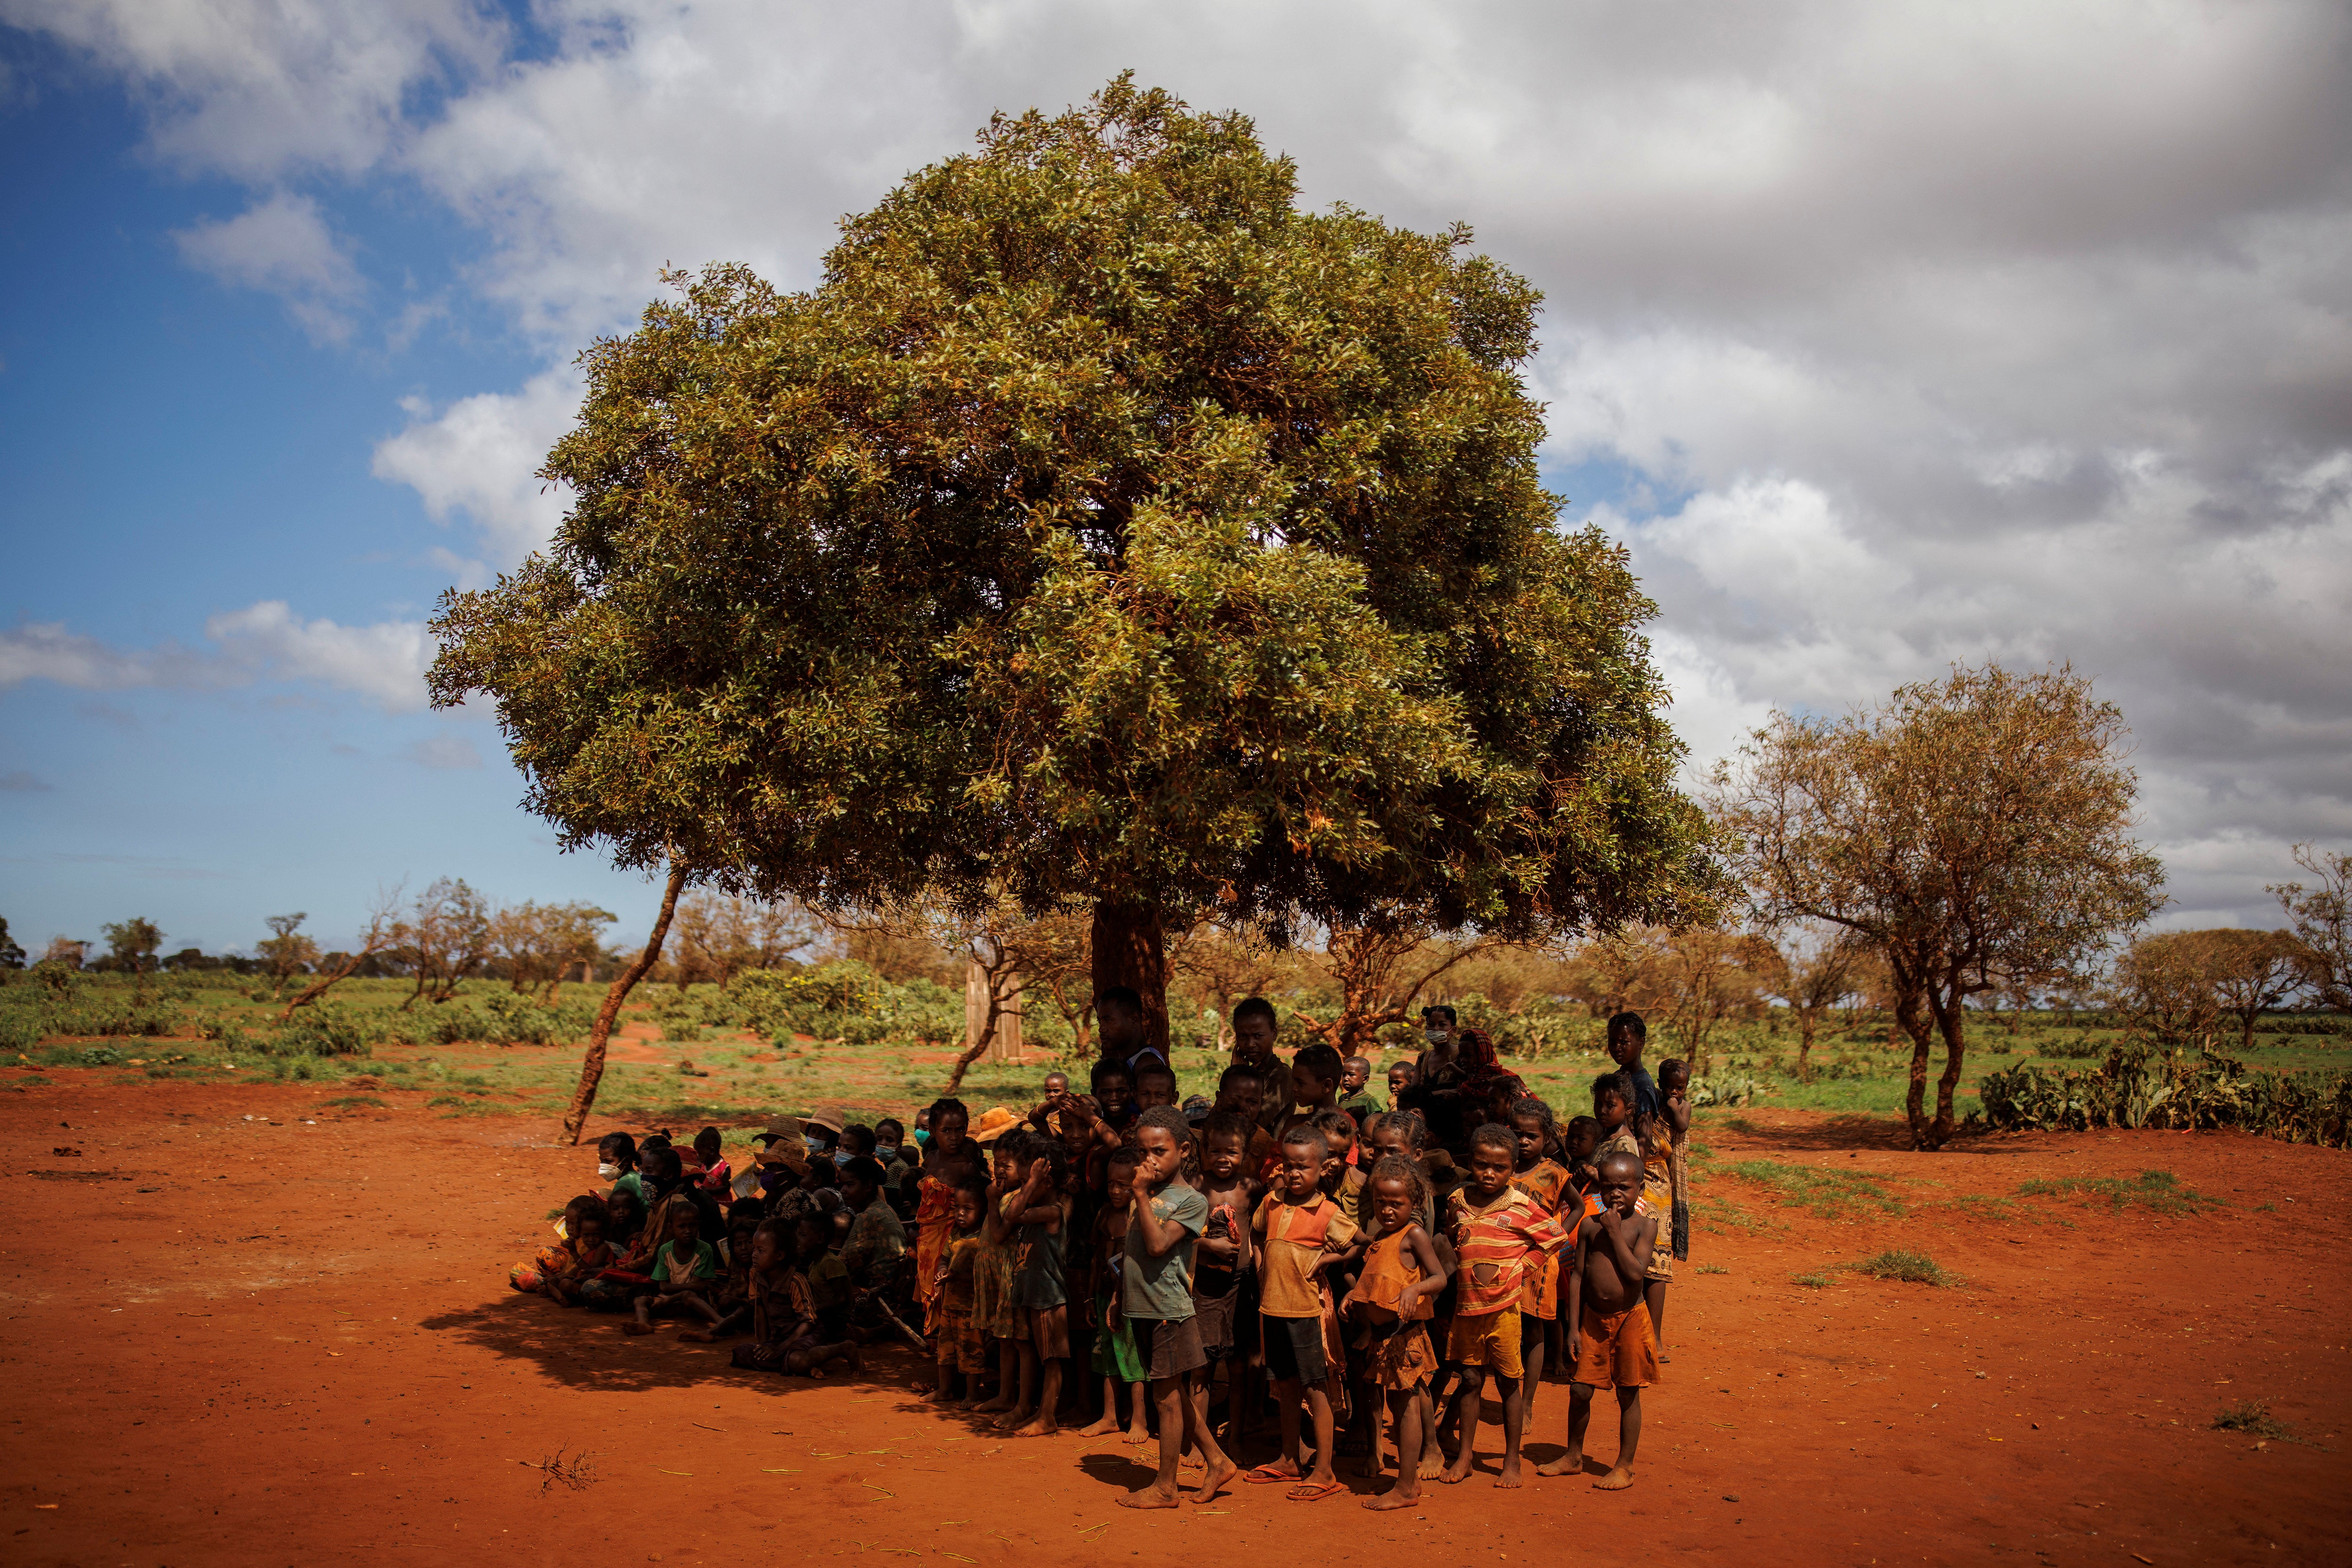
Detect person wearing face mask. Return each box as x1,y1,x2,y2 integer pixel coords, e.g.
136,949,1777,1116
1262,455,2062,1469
804,1106,847,1167
597,1132,645,1213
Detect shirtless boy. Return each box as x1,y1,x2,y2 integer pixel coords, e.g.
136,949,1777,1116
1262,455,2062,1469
1542,1149,1658,1489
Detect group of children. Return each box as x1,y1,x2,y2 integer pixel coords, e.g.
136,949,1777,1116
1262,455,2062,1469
509,996,1691,1511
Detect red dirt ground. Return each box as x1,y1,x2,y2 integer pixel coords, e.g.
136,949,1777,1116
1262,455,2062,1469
4,1069,2347,1568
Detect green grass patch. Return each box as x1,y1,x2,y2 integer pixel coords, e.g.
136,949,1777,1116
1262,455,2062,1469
425,1095,466,1108
1852,1249,1951,1285
2016,1169,2223,1216
1719,1158,1907,1220
2212,1401,2295,1441
324,1094,387,1109
1694,1263,1728,1275
1791,1271,1835,1289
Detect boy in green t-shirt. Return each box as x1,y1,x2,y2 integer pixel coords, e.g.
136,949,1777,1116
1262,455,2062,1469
1117,1107,1238,1510
627,1201,726,1336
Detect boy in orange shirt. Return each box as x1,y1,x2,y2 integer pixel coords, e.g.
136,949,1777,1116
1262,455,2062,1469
1245,1125,1360,1502
1439,1122,1568,1489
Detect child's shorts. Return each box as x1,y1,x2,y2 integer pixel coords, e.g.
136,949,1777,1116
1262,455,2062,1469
1367,1321,1436,1391
1022,1303,1071,1359
1133,1315,1207,1381
1573,1302,1660,1389
1092,1297,1146,1383
937,1301,986,1374
1191,1275,1245,1362
1260,1313,1328,1386
1445,1310,1523,1378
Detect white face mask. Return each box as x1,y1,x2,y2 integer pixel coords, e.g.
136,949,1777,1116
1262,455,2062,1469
1425,1028,1447,1046
597,1162,620,1180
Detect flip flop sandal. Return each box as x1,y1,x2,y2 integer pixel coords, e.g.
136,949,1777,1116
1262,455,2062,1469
1244,1464,1302,1484
1286,1481,1349,1503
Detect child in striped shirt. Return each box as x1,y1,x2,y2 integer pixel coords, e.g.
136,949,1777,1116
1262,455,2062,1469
1439,1122,1569,1489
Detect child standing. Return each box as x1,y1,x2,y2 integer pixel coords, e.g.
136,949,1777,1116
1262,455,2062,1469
1115,1107,1237,1510
1246,1125,1360,1503
1189,1111,1258,1449
1542,1149,1658,1488
1440,1122,1568,1488
929,1181,988,1404
1342,1154,1449,1511
1079,1146,1150,1441
1650,1060,1693,1358
1507,1095,1573,1397
969,1131,1028,1418
1004,1139,1073,1436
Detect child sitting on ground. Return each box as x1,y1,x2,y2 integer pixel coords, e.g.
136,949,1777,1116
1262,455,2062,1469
730,1217,861,1378
1246,1125,1360,1503
510,1196,614,1302
691,1125,732,1197
1542,1149,1658,1489
681,1202,764,1342
628,1199,726,1337
1341,1154,1449,1511
1441,1121,1569,1489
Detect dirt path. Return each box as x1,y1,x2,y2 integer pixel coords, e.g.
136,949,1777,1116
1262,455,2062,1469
2,1070,2345,1567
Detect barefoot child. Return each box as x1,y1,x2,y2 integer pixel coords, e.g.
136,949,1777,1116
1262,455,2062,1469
1545,1149,1658,1489
1079,1146,1150,1440
680,1202,763,1341
1342,1155,1449,1511
630,1201,726,1336
1508,1096,1573,1397
969,1131,1028,1418
1651,1060,1693,1358
1441,1123,1568,1488
1246,1125,1360,1503
929,1180,988,1403
510,1198,613,1302
1004,1138,1073,1435
1190,1111,1259,1449
1116,1107,1238,1510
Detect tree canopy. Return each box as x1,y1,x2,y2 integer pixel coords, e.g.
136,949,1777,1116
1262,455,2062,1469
431,77,1714,1041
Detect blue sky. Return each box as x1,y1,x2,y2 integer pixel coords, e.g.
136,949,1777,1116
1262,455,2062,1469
3,1,2347,958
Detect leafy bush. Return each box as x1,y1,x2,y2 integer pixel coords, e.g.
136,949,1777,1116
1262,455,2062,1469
1690,1073,1770,1107
2017,1169,2223,1216
273,1005,371,1058
2037,1033,2106,1060
2212,1400,2295,1439
1979,1041,2352,1147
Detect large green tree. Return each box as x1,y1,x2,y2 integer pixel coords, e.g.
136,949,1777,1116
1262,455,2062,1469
432,78,1713,1061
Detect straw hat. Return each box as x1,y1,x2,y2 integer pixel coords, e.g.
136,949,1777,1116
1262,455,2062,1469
969,1106,1021,1144
804,1105,848,1137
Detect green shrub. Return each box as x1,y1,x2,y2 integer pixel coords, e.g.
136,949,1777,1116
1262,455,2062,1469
1853,1249,1950,1285
1980,1041,2352,1147
2017,1169,2223,1216
273,1006,371,1058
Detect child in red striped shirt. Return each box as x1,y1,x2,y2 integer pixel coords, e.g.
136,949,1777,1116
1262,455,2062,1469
1439,1123,1568,1488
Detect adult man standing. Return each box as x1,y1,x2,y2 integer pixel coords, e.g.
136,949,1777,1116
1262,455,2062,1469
1229,996,1293,1134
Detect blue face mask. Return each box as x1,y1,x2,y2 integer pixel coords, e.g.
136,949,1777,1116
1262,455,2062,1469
805,1135,826,1156
832,1149,852,1168
874,1143,900,1163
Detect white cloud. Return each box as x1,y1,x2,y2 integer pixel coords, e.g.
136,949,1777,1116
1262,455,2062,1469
370,367,582,569
13,0,2352,924
173,191,364,342
0,603,431,712
0,0,502,177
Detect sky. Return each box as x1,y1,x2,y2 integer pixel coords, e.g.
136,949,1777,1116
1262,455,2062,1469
1,0,2347,958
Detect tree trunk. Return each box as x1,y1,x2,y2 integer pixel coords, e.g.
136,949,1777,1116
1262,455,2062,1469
1894,982,1935,1149
1927,982,1967,1148
942,989,1005,1094
1797,1010,1816,1084
1092,900,1168,1057
561,864,686,1147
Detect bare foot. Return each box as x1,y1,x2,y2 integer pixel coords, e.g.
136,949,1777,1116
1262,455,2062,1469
1189,1458,1238,1504
1077,1413,1120,1437
621,1321,653,1336
1362,1487,1419,1511
1356,1447,1386,1479
972,1395,1015,1415
1124,1425,1151,1445
1494,1457,1524,1489
1593,1465,1634,1490
1438,1464,1473,1486
1117,1485,1181,1510
992,1406,1033,1432
1416,1449,1447,1480
1534,1451,1586,1478
1014,1414,1059,1439
677,1329,715,1343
